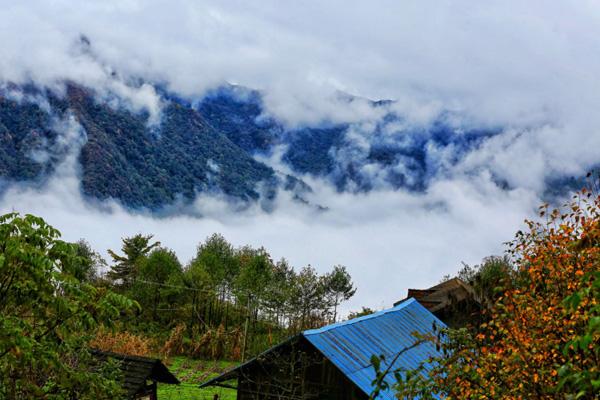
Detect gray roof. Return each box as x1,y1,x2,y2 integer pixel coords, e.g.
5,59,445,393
92,350,179,397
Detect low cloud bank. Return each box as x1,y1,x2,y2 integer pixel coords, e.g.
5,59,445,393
1,0,598,313
0,147,539,313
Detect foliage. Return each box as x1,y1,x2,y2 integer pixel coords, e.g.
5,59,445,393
282,126,346,176
234,246,273,307
70,239,106,282
456,255,513,310
161,324,187,359
166,235,357,359
0,210,356,396
386,190,600,399
90,327,153,357
348,306,376,320
107,233,160,286
0,213,137,399
102,231,358,362
369,335,432,400
323,265,356,322
0,83,527,208
0,95,58,181
0,84,279,209
130,247,184,322
193,233,239,292
197,87,279,153
72,84,277,208
288,266,328,330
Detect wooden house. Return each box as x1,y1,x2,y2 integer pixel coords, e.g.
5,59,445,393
92,350,179,399
394,277,482,327
199,298,444,399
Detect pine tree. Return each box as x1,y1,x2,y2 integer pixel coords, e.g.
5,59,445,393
107,234,160,286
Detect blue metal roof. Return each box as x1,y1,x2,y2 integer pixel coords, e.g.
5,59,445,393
303,298,446,399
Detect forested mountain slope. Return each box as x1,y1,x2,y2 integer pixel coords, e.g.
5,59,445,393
0,82,589,210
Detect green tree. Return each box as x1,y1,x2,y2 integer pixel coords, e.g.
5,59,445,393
289,266,326,330
188,234,240,330
323,265,356,322
0,213,137,399
457,255,513,310
67,239,106,283
182,258,213,330
131,248,184,323
107,234,160,286
263,258,296,326
235,246,273,307
193,233,239,294
348,306,375,320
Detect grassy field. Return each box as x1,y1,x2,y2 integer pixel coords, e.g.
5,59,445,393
157,357,238,400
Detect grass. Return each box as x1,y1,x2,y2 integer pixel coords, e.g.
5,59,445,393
157,356,238,400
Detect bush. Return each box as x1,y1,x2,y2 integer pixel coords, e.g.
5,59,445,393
90,327,154,357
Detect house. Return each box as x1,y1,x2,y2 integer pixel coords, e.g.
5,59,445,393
394,277,481,327
92,350,180,399
199,298,445,399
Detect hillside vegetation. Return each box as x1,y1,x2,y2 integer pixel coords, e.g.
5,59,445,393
3,83,577,211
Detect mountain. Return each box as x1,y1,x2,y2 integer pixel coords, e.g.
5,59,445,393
0,82,588,211
196,86,280,153
195,86,499,193
0,84,289,209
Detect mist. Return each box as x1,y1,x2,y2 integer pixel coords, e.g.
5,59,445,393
1,0,599,312
0,143,539,313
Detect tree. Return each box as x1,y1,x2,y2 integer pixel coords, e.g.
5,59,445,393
456,255,513,310
131,247,184,323
234,247,274,357
323,265,356,322
182,258,213,331
386,189,600,399
193,233,239,293
263,258,296,326
107,234,160,286
234,246,273,307
348,307,375,320
0,213,137,399
289,266,326,330
68,239,107,282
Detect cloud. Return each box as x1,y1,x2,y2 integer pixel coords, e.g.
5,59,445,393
0,146,539,314
1,0,599,311
3,0,598,178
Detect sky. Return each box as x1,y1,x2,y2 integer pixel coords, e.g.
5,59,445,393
1,0,600,313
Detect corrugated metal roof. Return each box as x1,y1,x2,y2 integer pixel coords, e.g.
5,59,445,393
303,298,446,399
199,298,445,398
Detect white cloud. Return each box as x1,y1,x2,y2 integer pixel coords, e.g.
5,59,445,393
2,0,596,180
0,152,538,314
0,0,598,312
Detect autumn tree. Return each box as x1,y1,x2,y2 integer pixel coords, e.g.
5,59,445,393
386,189,600,399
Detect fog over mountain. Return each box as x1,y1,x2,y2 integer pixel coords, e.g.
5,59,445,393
1,0,599,312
